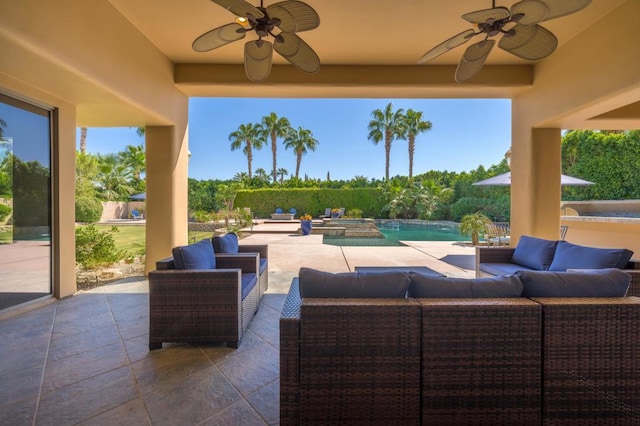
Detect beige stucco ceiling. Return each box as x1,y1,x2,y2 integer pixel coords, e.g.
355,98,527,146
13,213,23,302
110,0,625,67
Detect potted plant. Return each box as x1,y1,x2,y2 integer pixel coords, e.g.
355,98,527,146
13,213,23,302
300,214,313,235
459,212,492,246
330,208,341,218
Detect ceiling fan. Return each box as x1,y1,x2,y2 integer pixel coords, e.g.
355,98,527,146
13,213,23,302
418,0,592,83
193,0,320,83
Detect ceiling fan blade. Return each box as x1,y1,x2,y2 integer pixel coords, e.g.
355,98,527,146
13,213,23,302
535,0,592,22
192,23,246,52
418,29,476,64
462,7,510,24
499,24,557,60
510,0,550,25
210,0,264,19
244,40,273,82
274,33,320,73
455,39,495,83
267,1,320,33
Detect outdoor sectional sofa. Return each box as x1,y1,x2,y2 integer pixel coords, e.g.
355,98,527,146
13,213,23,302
280,267,640,425
476,235,640,296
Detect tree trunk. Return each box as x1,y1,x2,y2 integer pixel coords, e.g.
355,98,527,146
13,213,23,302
408,135,415,179
80,127,87,153
271,133,277,183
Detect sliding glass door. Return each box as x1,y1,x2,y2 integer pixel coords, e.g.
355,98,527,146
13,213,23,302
0,93,53,310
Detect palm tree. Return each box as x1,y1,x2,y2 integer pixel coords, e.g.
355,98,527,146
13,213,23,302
229,123,264,179
400,109,432,179
367,102,405,181
118,144,145,179
460,212,492,246
276,167,289,184
261,113,291,183
254,167,270,183
80,127,87,153
283,127,318,179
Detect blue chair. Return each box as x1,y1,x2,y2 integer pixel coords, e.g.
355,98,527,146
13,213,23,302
275,208,283,214
131,209,143,220
290,208,297,215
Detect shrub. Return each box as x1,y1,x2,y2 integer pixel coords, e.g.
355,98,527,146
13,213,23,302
75,224,125,270
75,197,103,223
0,204,11,222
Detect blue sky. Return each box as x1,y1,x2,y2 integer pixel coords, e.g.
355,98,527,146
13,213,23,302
77,98,511,181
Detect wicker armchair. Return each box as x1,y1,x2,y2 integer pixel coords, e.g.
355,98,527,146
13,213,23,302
148,253,260,350
212,234,269,298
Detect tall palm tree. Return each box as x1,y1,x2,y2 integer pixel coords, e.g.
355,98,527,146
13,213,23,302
367,102,405,181
229,123,265,179
261,113,291,184
80,127,87,153
400,109,432,179
284,127,318,179
118,144,146,179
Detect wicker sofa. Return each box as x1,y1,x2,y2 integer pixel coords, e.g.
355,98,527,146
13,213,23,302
280,269,640,425
476,236,640,296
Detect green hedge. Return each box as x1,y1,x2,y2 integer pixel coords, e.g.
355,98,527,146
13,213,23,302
235,188,386,218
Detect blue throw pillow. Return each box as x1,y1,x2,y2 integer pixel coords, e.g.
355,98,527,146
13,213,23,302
511,235,559,271
172,239,216,270
213,233,239,254
298,267,411,298
548,241,633,271
410,273,524,298
516,269,631,297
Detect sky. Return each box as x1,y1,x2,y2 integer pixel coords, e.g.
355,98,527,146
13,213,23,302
76,98,512,181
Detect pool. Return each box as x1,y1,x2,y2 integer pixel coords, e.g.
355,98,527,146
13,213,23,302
323,220,466,246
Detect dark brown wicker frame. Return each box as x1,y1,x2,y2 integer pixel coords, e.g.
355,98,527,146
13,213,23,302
534,297,640,424
476,246,640,296
148,253,261,350
281,277,640,424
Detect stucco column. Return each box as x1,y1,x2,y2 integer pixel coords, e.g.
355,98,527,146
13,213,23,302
511,127,562,244
55,106,78,298
145,124,189,274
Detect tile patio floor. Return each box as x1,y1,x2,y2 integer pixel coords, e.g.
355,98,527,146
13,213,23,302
0,227,475,425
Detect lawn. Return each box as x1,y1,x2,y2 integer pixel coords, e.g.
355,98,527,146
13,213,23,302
93,224,212,256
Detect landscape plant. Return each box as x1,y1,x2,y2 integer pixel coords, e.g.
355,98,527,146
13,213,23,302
459,212,492,245
75,224,126,270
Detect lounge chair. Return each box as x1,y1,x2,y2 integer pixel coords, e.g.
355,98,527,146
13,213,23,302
131,209,143,220
485,222,510,246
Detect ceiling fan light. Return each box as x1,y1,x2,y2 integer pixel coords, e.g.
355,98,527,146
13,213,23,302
235,16,250,27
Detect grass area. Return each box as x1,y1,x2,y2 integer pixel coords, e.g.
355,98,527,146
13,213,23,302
93,225,213,256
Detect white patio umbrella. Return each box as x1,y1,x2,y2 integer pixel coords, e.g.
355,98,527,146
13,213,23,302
473,172,594,187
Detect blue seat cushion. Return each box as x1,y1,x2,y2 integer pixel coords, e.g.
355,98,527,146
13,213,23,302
212,233,239,254
516,268,631,297
480,262,535,276
298,267,411,298
172,239,216,270
259,258,267,275
511,235,559,271
410,273,523,298
548,241,633,271
241,273,258,300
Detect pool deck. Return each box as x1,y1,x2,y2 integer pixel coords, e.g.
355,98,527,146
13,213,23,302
239,220,476,294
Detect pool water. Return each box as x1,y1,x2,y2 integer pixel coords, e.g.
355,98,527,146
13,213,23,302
323,220,466,247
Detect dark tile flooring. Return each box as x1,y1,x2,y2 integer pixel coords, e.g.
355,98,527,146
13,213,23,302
0,277,285,425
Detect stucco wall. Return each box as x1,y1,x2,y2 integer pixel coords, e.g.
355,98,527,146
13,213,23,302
99,201,145,222
560,216,640,258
